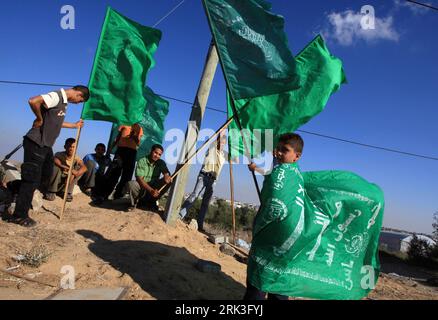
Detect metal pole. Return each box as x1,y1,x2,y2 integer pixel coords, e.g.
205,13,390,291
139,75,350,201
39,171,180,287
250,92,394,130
1,143,23,163
164,41,219,226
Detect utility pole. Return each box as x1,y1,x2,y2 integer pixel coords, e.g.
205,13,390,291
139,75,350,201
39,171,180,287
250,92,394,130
165,42,219,226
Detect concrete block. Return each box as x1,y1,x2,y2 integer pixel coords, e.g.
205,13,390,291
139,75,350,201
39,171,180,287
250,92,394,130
48,287,128,300
208,235,229,245
31,190,43,212
188,219,198,231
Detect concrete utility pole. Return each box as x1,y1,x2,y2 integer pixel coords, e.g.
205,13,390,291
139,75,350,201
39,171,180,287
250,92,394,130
165,42,219,226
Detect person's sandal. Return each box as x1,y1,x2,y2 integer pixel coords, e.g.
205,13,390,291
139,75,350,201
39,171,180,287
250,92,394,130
66,194,73,202
8,216,37,228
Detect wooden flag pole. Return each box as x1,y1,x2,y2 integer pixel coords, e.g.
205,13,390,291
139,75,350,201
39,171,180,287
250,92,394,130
59,121,82,220
58,7,109,220
229,157,236,245
227,93,261,200
199,35,261,200
158,116,233,193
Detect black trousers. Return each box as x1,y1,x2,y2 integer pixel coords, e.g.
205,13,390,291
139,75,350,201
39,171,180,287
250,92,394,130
243,281,289,300
14,138,54,218
95,147,136,199
139,178,171,206
114,147,137,198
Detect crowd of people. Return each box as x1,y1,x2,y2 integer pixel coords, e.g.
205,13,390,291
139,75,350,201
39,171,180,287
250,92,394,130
0,86,307,300
0,86,231,230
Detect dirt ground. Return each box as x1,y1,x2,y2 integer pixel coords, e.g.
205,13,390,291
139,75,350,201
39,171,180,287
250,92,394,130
0,193,437,300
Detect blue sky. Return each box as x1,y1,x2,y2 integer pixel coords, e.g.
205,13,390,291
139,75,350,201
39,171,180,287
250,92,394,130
0,0,437,233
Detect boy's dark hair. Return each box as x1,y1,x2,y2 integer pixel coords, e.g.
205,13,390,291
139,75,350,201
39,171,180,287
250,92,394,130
95,143,106,150
72,85,90,101
65,138,76,146
151,144,164,152
278,133,304,154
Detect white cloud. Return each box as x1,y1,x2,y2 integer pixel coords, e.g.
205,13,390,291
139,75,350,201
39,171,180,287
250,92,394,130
394,0,432,15
323,10,400,46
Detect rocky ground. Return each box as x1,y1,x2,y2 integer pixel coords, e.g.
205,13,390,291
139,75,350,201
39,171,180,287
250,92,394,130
0,192,437,300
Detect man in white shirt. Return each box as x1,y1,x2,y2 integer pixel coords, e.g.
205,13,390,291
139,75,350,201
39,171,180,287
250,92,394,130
179,134,227,232
2,86,89,227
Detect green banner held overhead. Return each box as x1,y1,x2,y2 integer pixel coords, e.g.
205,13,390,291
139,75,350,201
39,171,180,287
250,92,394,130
248,164,384,300
228,35,347,159
203,0,300,100
82,7,162,125
109,86,169,160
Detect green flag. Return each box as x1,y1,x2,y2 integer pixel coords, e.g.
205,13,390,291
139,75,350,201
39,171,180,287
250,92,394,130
82,7,162,125
248,164,384,300
228,35,347,159
203,0,300,100
109,86,169,160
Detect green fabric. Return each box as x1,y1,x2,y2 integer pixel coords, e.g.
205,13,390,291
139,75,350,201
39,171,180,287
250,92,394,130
109,86,169,160
82,7,162,125
228,35,347,159
248,163,384,300
135,157,169,183
203,0,300,100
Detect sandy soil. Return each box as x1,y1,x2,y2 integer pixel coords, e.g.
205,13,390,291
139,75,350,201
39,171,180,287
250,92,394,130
0,193,437,300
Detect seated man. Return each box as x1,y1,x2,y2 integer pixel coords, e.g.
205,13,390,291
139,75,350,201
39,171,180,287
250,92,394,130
79,143,111,196
126,144,172,211
45,138,87,202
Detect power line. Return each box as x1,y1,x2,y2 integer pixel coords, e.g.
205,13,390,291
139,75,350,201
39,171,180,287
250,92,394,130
157,93,226,114
0,80,226,114
153,0,186,27
296,130,438,161
1,79,437,161
406,0,438,11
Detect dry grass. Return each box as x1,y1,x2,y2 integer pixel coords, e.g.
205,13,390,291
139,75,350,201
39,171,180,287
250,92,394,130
17,245,52,268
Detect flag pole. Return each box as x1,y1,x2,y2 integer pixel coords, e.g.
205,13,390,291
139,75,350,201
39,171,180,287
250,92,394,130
59,8,110,220
227,93,261,200
229,156,236,245
59,121,82,220
201,1,261,200
158,116,233,193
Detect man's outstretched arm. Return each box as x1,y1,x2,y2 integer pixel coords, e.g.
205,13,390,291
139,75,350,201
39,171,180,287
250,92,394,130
62,120,84,129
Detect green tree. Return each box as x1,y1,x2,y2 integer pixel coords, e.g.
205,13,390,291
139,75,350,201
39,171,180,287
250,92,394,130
433,211,438,242
408,234,431,263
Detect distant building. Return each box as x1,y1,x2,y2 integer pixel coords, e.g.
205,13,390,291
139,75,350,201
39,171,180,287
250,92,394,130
379,231,436,253
379,231,410,252
400,235,436,253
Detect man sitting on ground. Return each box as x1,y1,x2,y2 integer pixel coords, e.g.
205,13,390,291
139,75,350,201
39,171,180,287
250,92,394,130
126,144,172,211
45,138,87,202
79,143,111,196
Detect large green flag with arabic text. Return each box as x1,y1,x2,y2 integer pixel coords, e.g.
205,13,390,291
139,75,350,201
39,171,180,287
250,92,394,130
82,7,162,125
248,164,384,300
203,0,300,100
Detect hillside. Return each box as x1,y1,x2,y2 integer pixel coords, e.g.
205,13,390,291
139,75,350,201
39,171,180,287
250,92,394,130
0,193,437,300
